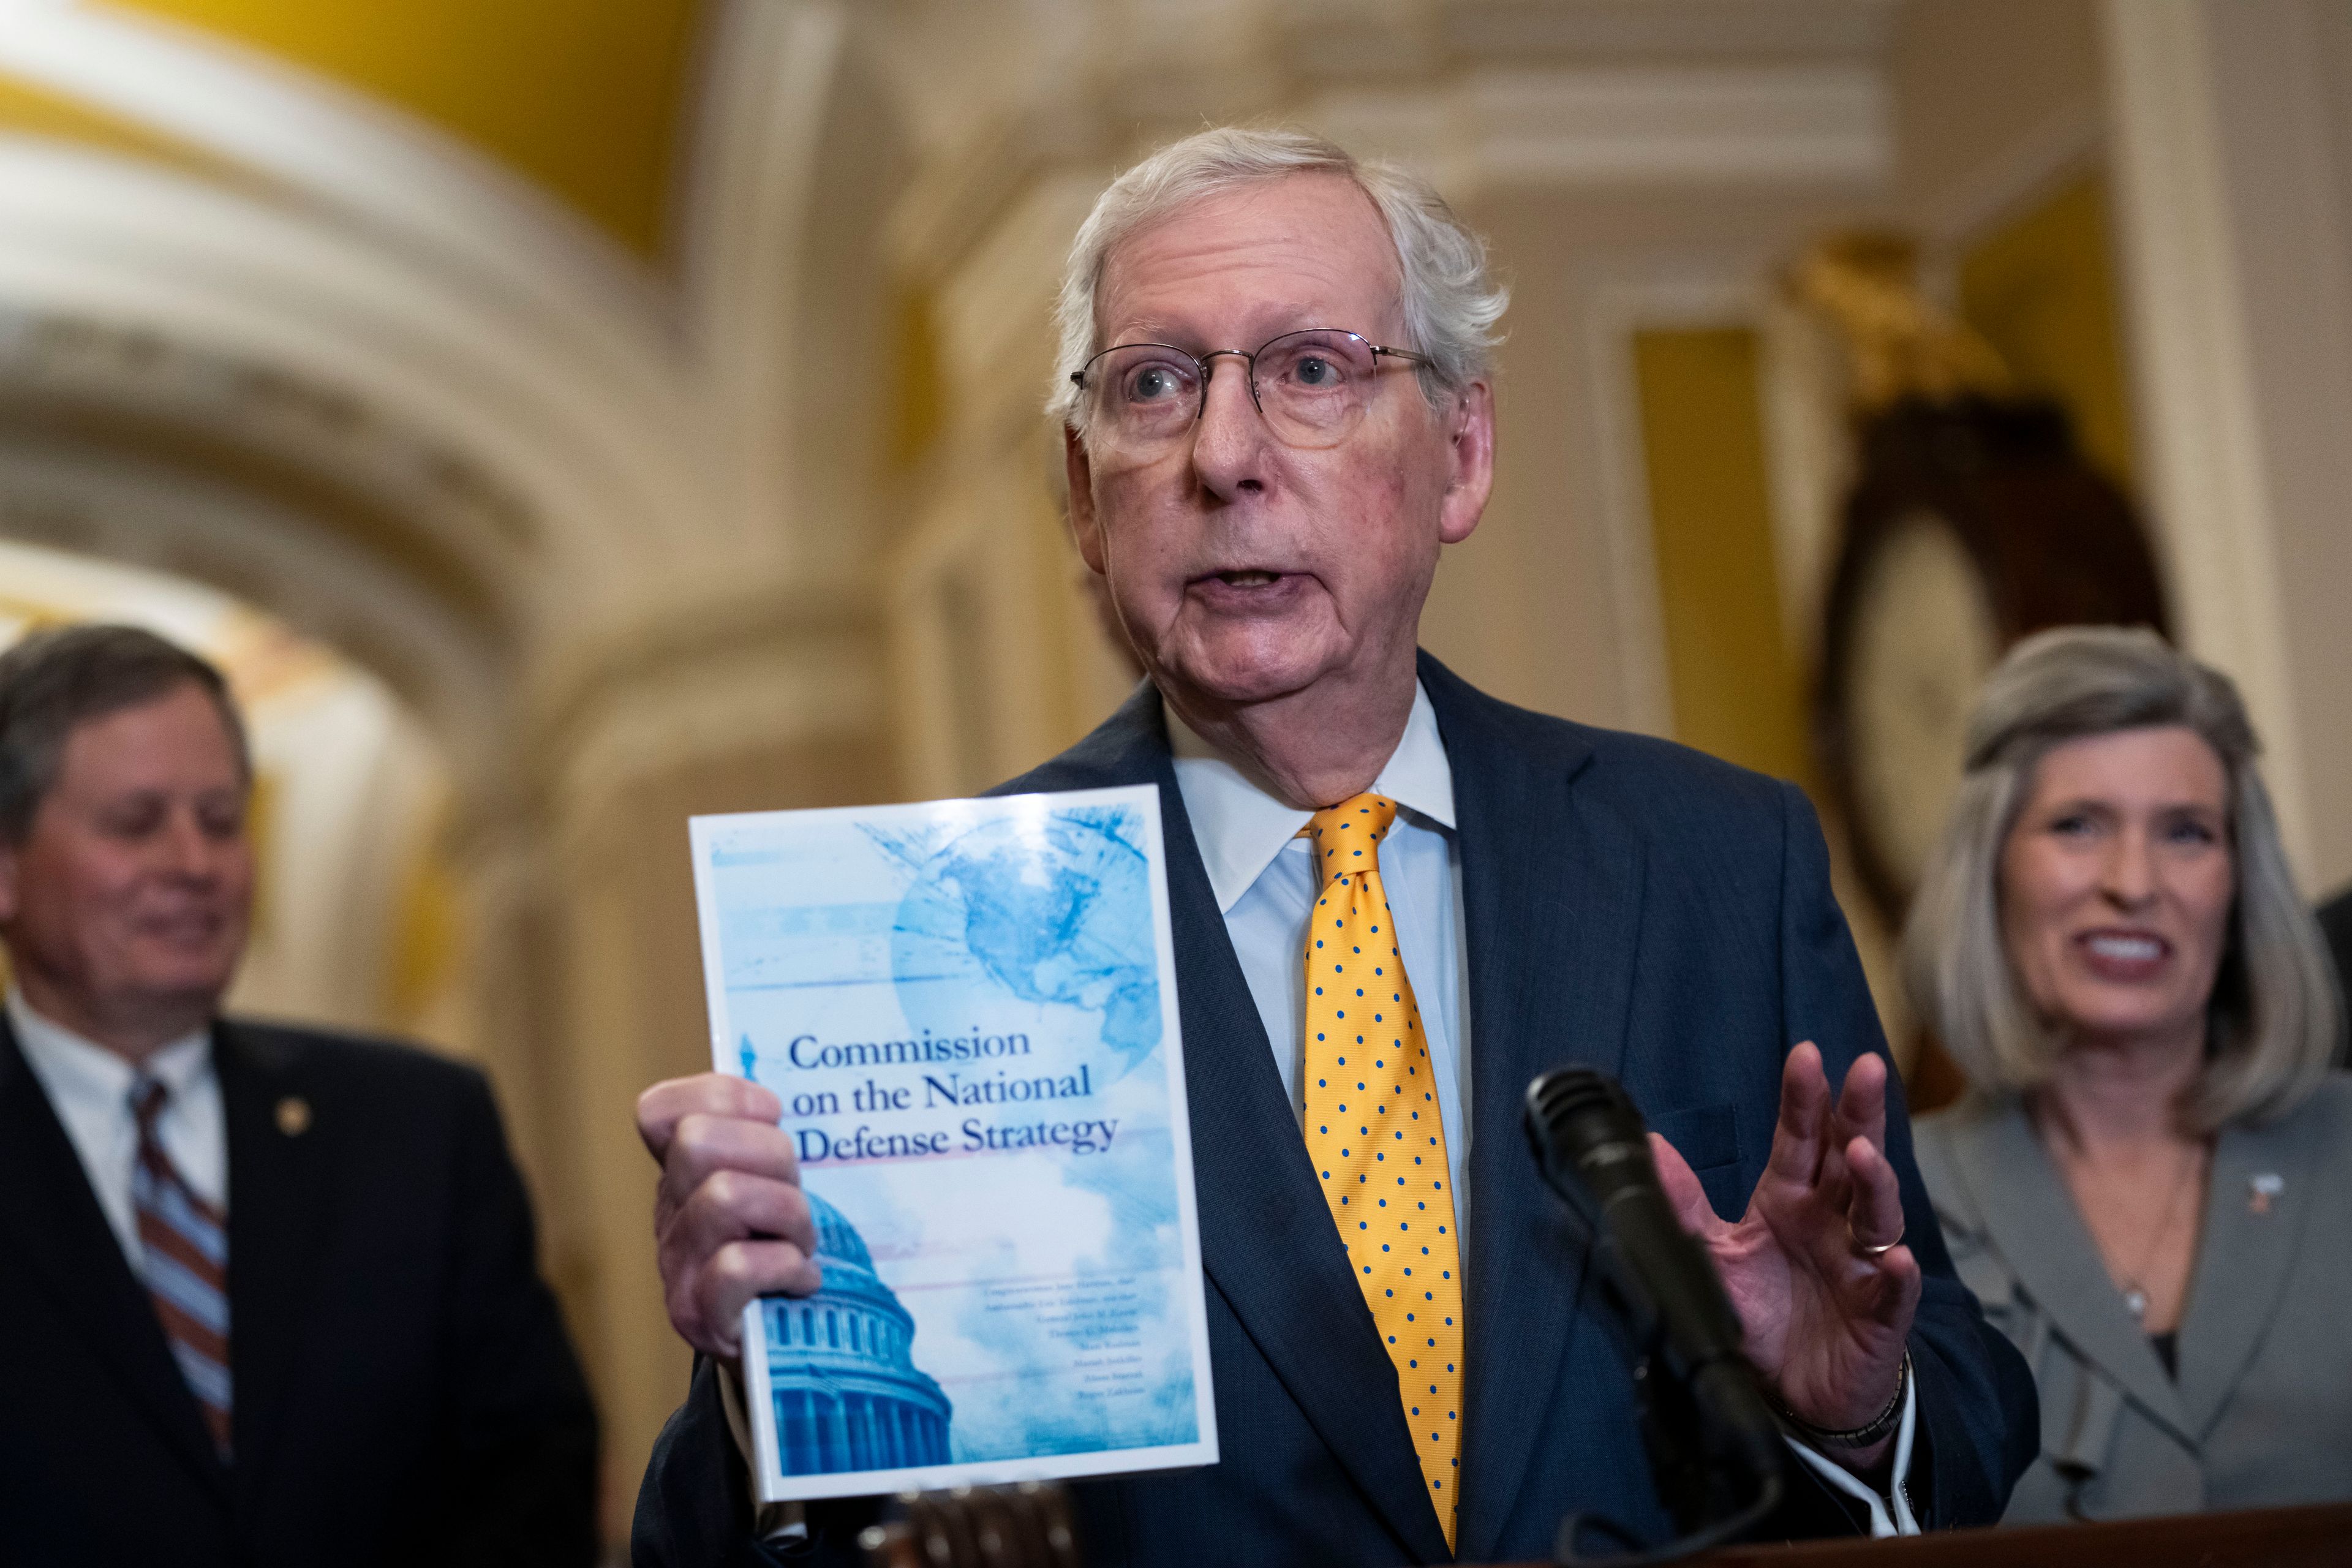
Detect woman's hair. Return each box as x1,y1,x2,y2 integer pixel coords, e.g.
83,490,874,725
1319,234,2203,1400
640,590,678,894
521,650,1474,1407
1045,126,1508,429
1902,625,2340,1129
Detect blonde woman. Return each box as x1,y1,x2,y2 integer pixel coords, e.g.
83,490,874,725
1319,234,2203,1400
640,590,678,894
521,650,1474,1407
1906,626,2348,1522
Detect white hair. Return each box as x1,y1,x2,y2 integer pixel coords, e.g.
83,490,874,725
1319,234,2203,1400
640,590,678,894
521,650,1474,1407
1046,126,1509,428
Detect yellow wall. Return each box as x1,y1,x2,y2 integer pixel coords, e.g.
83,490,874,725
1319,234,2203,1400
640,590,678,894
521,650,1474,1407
1632,328,1814,787
117,0,707,257
1629,327,1928,1074
1958,173,2138,487
888,288,946,474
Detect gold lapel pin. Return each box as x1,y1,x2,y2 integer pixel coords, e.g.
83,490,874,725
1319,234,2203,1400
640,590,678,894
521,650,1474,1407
276,1095,312,1137
2248,1172,2283,1215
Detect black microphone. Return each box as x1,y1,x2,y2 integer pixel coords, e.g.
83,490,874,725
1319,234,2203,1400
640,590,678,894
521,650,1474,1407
1525,1069,1784,1533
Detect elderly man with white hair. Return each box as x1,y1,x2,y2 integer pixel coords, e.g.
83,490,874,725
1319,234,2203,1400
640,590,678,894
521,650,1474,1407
629,128,2035,1566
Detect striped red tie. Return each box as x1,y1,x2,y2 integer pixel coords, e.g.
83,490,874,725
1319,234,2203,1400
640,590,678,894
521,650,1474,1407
129,1077,233,1457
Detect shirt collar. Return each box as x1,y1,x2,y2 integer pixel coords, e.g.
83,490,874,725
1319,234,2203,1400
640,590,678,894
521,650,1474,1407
1165,680,1455,914
6,986,212,1107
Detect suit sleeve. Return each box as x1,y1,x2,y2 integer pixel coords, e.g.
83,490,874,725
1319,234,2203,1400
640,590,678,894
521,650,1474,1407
1774,782,2038,1528
633,1358,882,1567
436,1069,603,1566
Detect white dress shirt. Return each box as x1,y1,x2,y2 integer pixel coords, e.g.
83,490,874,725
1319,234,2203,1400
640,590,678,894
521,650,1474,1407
1166,682,1474,1234
1163,682,1918,1536
9,987,225,1262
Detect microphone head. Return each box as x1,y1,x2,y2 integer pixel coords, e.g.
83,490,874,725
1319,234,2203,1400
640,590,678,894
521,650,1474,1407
1523,1069,1789,1523
1524,1068,1657,1227
1523,1066,1746,1358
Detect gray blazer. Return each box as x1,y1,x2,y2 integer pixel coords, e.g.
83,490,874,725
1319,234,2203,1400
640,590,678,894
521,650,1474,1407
1915,1077,2352,1523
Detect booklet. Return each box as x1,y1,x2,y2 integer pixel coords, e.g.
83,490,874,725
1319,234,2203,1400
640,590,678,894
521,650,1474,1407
689,785,1219,1504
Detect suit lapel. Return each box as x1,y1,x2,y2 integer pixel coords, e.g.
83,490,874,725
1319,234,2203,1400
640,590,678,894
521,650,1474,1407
1946,1106,2193,1443
1423,657,1643,1564
2177,1106,2323,1437
1025,688,1453,1561
0,1019,231,1501
214,1023,334,1489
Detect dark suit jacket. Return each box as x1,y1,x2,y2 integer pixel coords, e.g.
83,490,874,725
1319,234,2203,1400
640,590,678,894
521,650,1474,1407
633,653,2036,1566
0,1015,599,1567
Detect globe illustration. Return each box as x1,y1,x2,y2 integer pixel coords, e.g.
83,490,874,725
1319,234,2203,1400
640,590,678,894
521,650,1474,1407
761,1191,952,1474
881,807,1161,1080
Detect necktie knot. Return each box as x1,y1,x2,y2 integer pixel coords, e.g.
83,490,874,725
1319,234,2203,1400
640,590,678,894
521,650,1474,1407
129,1076,169,1138
1307,793,1400,892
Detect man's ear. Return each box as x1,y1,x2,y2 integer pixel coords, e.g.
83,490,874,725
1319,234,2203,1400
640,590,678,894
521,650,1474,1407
0,837,18,926
1065,426,1108,575
1437,379,1496,547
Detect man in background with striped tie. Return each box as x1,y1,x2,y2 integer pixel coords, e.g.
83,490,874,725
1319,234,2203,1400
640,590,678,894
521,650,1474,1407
0,624,598,1567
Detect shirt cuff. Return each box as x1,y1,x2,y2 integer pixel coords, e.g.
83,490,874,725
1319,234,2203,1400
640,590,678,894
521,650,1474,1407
718,1362,810,1545
1781,1379,1920,1537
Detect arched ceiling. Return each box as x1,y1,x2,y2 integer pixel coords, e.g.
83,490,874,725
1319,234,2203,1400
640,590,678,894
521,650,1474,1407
0,69,238,179
1,0,709,258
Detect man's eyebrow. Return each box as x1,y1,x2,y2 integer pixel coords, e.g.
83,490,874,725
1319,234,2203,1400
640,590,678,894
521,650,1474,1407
1107,304,1338,351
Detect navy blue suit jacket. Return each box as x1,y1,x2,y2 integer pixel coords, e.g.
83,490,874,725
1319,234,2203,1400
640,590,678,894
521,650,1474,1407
634,653,2035,1565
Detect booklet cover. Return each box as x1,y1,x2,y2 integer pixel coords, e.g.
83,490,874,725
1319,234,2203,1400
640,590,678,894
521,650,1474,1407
689,785,1218,1504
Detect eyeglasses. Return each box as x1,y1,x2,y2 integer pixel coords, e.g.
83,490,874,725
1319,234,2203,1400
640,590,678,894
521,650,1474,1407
1069,329,1434,454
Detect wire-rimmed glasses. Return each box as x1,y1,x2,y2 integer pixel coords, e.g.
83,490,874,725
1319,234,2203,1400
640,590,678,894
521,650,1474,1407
1069,329,1433,454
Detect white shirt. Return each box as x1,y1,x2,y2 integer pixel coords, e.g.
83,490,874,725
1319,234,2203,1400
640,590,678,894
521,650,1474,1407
1163,682,1918,1536
9,987,225,1261
1165,682,1474,1232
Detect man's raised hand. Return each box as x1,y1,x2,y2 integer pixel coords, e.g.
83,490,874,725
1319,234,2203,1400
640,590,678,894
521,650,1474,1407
1649,1042,1921,1471
636,1073,822,1366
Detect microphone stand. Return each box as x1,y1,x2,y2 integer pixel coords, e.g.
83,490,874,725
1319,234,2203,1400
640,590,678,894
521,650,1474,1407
1524,1070,1785,1566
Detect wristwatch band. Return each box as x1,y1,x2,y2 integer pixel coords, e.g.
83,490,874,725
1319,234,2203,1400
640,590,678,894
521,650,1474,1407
1766,1351,1910,1450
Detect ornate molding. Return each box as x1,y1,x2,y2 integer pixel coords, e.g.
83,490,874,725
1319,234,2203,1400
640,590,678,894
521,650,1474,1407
1306,62,1891,195
871,0,1899,298
1436,0,1899,62
0,138,710,601
0,430,505,770
0,303,535,613
0,2,905,610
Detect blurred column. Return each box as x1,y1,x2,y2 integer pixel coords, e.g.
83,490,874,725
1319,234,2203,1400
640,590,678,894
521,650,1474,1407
447,822,604,1359
2102,0,2352,889
521,589,894,1537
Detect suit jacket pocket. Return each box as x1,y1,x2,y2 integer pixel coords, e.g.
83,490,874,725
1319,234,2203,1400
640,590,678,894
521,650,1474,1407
1649,1102,1740,1170
1648,1102,1743,1217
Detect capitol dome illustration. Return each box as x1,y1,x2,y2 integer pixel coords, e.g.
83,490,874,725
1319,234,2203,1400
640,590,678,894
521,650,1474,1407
761,1190,953,1474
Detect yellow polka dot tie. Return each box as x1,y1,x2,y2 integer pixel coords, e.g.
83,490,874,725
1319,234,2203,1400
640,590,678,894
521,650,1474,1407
1301,794,1464,1548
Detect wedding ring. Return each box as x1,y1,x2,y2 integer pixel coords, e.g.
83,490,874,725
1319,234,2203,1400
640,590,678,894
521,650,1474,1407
1850,1225,1902,1257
